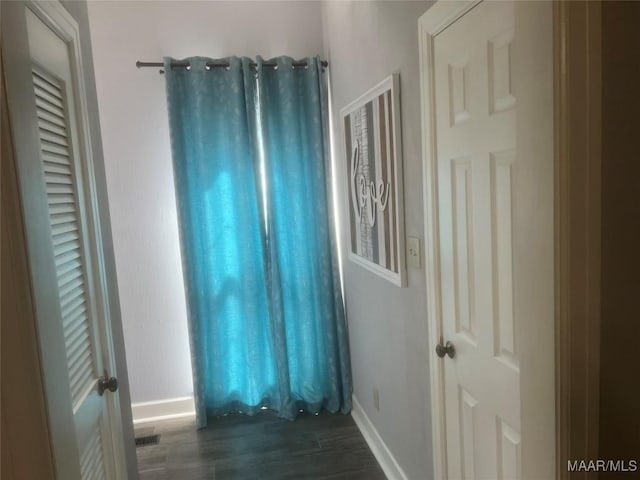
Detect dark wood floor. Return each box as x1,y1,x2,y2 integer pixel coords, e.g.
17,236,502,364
135,410,386,480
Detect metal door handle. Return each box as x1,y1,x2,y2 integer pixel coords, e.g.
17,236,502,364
436,340,455,359
97,372,118,395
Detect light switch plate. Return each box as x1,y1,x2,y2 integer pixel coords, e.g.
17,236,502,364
407,236,421,268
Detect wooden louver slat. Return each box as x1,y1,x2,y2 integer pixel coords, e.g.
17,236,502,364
33,67,97,409
80,424,106,480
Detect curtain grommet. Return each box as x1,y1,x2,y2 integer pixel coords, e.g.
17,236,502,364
205,64,211,71
185,64,191,71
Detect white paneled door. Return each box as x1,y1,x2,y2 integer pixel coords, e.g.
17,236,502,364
420,1,554,479
3,2,129,479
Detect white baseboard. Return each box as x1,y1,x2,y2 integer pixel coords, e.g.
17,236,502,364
132,396,195,424
351,395,409,480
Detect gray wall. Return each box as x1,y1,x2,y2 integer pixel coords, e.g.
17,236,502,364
87,1,325,404
322,2,434,478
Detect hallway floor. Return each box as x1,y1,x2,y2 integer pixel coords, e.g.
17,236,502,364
135,410,386,479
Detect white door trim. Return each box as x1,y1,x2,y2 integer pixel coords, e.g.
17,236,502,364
418,3,480,478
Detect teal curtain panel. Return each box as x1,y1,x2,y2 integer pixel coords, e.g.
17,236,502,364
164,56,351,427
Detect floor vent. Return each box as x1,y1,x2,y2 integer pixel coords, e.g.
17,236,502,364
135,434,160,447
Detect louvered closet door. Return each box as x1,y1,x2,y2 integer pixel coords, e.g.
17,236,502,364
33,65,110,480
35,67,96,407
3,4,126,479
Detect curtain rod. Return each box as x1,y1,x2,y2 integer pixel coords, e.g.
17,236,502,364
136,60,328,73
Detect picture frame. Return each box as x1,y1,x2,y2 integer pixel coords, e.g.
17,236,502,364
340,74,406,287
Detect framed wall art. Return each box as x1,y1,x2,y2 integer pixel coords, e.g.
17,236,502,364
341,74,406,287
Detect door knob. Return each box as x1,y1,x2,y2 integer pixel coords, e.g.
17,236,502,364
435,340,455,359
97,371,119,395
